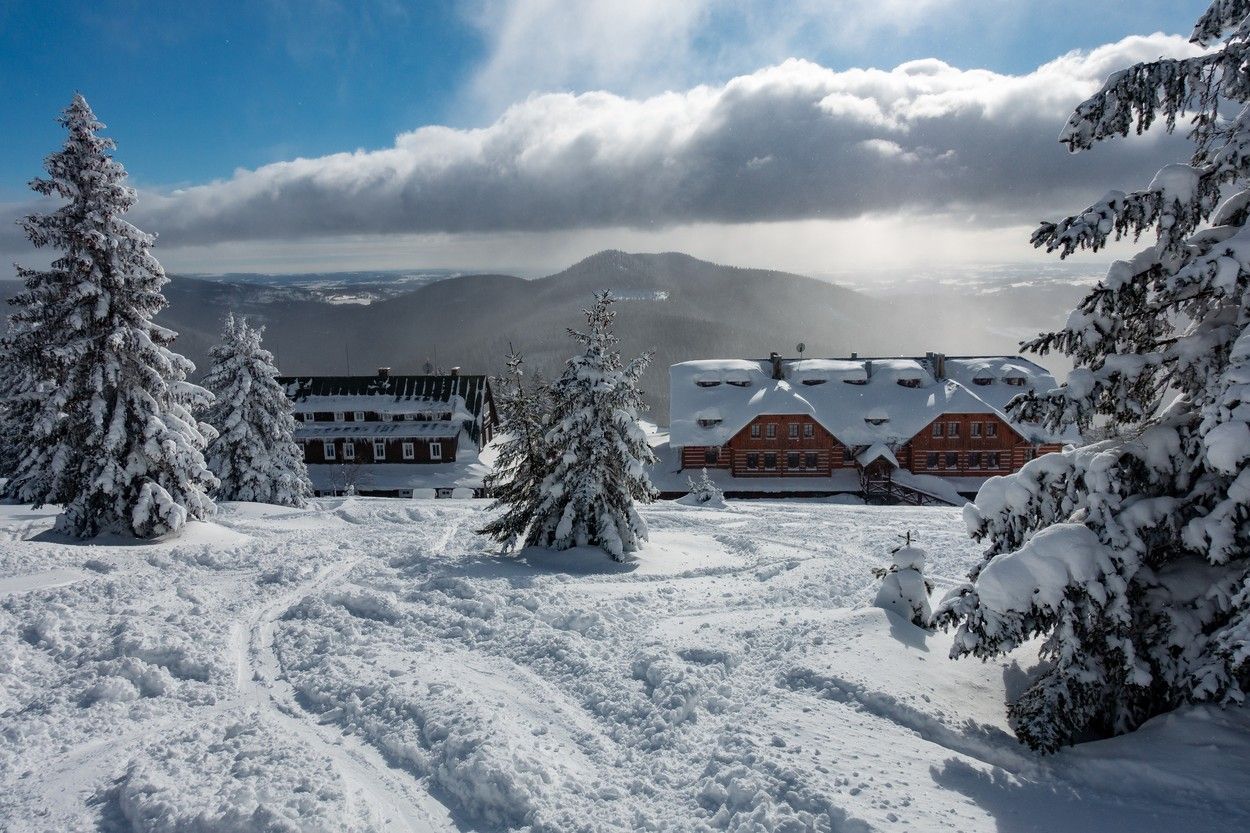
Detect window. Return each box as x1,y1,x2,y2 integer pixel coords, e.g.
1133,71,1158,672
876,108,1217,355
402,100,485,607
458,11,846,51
766,423,777,439
986,451,1000,469
333,412,345,422
788,423,799,439
746,453,760,470
1004,377,1026,387
405,413,416,421
932,423,944,438
948,421,960,437
897,378,921,388
801,378,826,386
704,448,719,464
968,452,982,468
971,422,982,438
381,413,392,422
751,424,761,438
402,442,415,460
373,440,386,460
843,447,855,464
945,452,958,469
803,423,813,438
293,412,304,422
323,441,336,460
354,411,365,422
695,379,722,387
343,442,355,461
926,452,939,469
430,442,442,460
787,452,800,468
697,417,722,428
726,379,751,388
804,452,818,469
972,376,993,386
763,453,778,470
986,422,998,438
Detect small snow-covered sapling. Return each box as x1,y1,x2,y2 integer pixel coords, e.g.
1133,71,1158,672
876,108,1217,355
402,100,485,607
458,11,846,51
873,531,933,628
685,468,724,505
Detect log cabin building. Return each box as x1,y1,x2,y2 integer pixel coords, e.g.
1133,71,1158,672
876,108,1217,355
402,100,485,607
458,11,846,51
669,353,1072,503
279,368,496,497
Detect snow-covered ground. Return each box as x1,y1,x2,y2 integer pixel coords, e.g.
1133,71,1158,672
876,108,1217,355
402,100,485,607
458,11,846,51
2,498,1248,832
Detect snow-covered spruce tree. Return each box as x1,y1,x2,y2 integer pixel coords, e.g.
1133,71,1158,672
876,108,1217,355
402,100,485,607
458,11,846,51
527,292,658,560
478,348,554,550
683,468,725,506
874,540,933,628
201,313,311,507
4,94,216,538
936,2,1250,751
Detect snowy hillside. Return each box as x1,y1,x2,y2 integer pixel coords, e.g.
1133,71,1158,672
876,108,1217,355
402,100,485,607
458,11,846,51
2,498,1247,832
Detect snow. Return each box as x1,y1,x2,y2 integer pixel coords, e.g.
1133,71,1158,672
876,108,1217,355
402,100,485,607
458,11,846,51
2,498,1248,832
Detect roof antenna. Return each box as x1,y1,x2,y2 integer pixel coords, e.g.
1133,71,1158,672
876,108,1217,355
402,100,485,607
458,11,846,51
345,343,351,376
796,342,806,358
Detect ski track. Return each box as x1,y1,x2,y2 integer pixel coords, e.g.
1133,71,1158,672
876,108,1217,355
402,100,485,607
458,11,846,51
236,533,458,833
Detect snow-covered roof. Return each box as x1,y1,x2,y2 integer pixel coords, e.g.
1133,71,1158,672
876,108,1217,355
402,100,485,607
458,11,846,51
857,443,899,468
279,374,495,444
670,354,1068,448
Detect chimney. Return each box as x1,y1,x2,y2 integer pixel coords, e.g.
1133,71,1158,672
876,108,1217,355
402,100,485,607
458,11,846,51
449,366,461,378
377,367,391,379
932,352,946,379
769,352,784,380
850,351,858,359
865,359,873,379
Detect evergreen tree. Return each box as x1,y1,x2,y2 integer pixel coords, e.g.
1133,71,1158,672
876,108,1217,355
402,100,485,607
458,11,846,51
201,314,311,507
936,2,1250,751
528,293,657,560
683,468,725,506
874,537,932,628
4,94,216,538
478,348,553,550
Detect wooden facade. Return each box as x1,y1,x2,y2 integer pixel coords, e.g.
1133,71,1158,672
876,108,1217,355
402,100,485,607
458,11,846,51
299,433,458,465
681,411,1062,481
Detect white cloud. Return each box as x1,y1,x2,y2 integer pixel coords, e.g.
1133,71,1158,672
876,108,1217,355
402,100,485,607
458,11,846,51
0,32,1204,269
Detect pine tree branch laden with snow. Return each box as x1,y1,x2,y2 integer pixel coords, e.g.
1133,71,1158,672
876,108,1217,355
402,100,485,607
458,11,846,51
524,293,658,561
937,2,1250,751
1,95,217,538
201,314,311,507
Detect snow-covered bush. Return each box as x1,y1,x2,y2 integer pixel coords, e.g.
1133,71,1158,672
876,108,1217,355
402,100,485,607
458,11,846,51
201,313,311,506
874,543,932,627
937,1,1250,751
479,349,553,550
682,468,725,507
526,292,658,561
1,94,216,538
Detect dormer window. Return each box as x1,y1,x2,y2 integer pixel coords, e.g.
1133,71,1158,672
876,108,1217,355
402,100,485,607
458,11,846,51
801,378,827,386
1004,377,1026,387
726,380,751,388
972,376,993,386
864,417,889,426
896,378,921,388
696,379,722,388
697,417,722,428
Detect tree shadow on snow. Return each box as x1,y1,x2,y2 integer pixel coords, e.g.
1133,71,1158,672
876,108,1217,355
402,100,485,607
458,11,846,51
425,545,640,587
929,755,1223,833
884,612,932,652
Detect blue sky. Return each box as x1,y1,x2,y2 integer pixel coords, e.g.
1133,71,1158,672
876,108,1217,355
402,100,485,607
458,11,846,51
0,1,1214,274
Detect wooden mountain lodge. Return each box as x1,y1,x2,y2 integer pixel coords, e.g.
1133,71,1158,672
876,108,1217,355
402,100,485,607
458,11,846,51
279,367,496,497
668,352,1072,504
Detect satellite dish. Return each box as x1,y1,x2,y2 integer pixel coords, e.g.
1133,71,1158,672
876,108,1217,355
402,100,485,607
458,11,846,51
796,342,806,356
